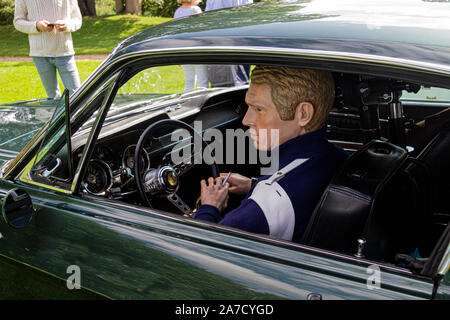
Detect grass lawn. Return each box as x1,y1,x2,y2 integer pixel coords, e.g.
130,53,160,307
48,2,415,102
1,62,186,104
0,15,172,57
0,60,103,104
0,15,174,104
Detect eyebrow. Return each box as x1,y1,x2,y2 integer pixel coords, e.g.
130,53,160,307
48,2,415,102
246,102,266,109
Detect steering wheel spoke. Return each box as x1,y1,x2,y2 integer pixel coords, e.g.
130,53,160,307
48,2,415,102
173,161,195,176
135,119,219,214
167,193,194,217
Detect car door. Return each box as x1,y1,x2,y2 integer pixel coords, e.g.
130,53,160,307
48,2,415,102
0,176,439,300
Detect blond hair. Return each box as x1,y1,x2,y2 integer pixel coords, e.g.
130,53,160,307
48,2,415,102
250,66,335,132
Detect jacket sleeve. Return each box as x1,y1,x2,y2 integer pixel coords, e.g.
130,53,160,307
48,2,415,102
195,199,270,235
66,0,82,33
13,0,40,34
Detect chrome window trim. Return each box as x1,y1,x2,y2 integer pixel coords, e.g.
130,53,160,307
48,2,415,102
72,71,122,192
438,242,450,276
70,46,450,105
111,47,450,74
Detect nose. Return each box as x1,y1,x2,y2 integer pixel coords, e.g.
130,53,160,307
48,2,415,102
242,106,255,127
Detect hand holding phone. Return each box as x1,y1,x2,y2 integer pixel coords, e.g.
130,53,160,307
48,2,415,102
54,20,67,32
36,20,53,32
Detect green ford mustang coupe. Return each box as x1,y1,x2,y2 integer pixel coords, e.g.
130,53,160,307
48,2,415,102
0,0,449,300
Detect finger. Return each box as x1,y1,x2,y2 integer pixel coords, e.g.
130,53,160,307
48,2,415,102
200,179,206,189
215,176,222,188
218,184,228,196
208,177,214,187
228,186,238,193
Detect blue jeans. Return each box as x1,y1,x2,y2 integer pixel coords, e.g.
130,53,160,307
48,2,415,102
182,65,208,92
32,56,81,99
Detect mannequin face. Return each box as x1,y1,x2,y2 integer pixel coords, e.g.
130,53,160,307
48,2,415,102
243,83,313,151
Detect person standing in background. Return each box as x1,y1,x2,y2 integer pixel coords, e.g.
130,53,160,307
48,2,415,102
205,0,253,11
14,0,82,99
174,0,208,92
205,0,253,87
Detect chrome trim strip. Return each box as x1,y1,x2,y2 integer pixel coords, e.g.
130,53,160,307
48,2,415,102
438,242,450,276
0,159,12,178
70,46,450,109
0,149,19,157
109,47,450,74
328,140,364,147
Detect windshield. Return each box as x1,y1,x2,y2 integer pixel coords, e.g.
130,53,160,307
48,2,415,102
79,64,249,131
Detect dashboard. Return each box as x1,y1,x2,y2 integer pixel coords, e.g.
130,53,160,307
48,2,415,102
77,88,248,200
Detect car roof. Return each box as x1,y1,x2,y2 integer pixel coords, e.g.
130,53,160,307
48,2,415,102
110,0,450,71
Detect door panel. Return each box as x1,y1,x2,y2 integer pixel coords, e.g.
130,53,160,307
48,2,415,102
0,254,103,299
0,180,436,299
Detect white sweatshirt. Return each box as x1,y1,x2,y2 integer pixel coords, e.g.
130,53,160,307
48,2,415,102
13,0,82,57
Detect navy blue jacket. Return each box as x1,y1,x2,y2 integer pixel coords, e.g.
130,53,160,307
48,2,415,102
195,127,348,243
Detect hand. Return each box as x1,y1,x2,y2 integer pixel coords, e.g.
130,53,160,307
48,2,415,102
36,20,53,32
200,177,229,212
220,172,252,195
54,20,67,32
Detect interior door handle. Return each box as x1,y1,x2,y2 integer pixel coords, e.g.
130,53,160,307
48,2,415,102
42,158,61,177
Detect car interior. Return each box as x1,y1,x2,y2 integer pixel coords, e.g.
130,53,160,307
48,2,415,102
30,62,450,275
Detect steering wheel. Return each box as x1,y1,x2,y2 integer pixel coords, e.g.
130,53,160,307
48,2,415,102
135,119,219,215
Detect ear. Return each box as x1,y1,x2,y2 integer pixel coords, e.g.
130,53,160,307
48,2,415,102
294,102,314,128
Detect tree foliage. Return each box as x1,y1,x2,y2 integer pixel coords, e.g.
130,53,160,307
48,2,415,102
142,0,179,17
0,0,14,25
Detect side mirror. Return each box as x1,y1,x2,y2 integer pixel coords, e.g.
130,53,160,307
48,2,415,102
1,189,35,228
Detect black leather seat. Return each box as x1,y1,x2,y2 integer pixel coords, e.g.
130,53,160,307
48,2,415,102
414,122,450,255
301,140,427,263
417,122,450,215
